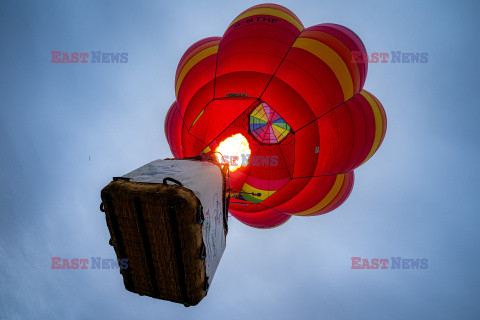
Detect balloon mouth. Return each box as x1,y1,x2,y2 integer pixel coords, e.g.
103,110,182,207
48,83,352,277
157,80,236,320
215,133,251,172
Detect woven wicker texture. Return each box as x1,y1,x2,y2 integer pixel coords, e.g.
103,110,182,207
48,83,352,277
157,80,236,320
101,180,207,305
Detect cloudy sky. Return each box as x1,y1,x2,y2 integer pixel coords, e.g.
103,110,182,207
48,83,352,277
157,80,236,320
1,0,479,318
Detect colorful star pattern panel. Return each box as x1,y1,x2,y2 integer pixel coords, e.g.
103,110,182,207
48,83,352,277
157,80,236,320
249,102,291,144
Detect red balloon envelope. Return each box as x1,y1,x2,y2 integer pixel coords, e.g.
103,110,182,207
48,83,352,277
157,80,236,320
165,4,387,229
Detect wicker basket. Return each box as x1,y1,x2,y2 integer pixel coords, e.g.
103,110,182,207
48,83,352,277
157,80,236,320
100,159,227,306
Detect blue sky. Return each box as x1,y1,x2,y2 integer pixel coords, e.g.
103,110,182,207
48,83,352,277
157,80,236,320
1,0,479,319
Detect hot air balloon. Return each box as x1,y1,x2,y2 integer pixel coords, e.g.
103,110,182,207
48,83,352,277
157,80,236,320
165,3,387,229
